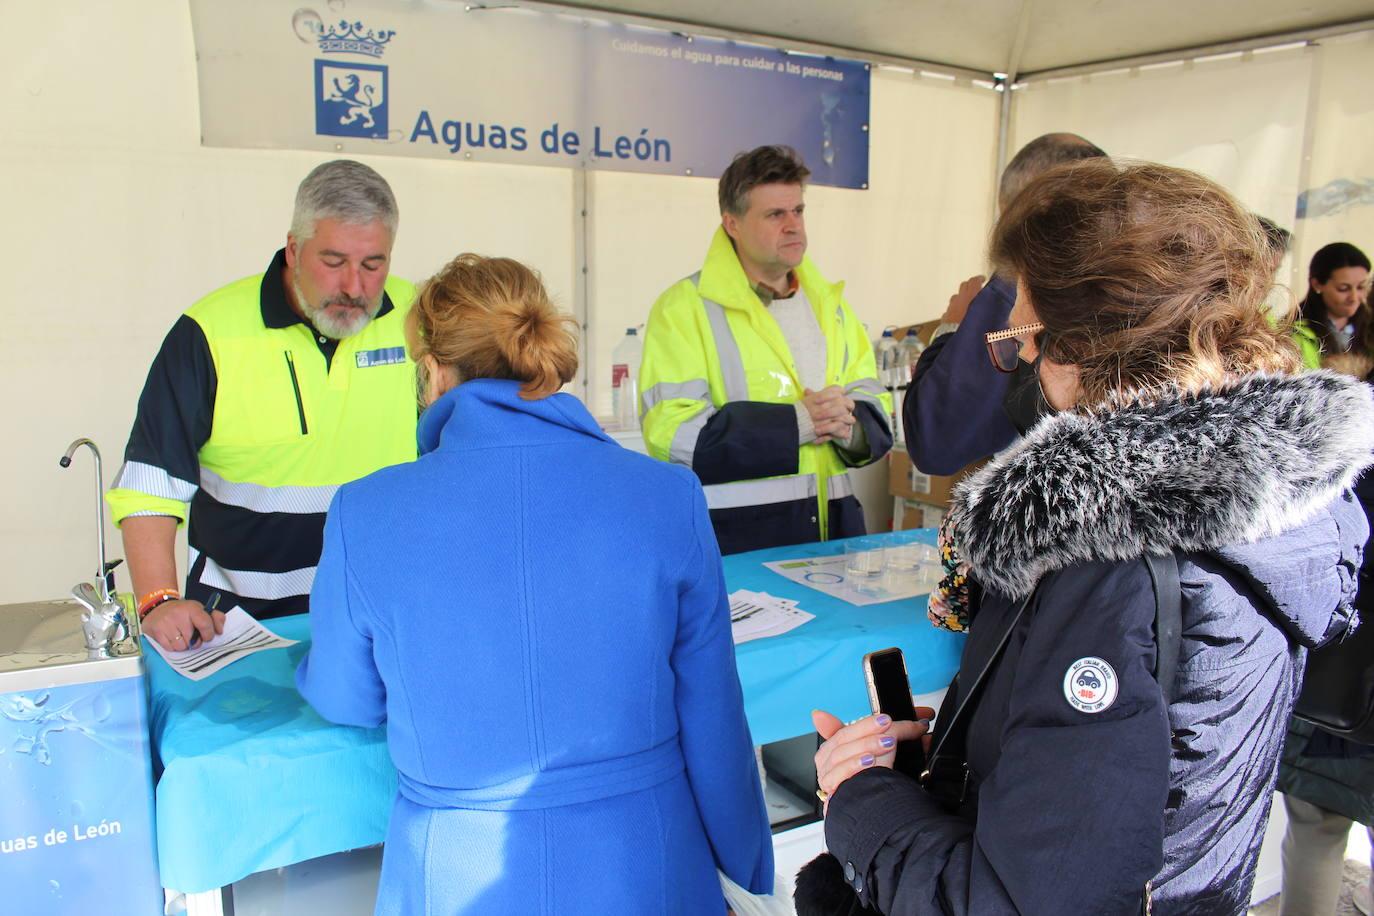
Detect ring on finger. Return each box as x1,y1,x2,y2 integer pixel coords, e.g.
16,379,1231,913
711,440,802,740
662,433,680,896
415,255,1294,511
816,787,830,802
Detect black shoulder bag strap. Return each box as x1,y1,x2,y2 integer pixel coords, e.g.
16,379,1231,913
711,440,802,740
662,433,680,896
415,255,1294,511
1144,553,1182,705
921,553,1184,810
919,587,1037,808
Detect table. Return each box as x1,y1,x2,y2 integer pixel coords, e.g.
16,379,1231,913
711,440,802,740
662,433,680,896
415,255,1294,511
147,531,964,894
727,532,964,745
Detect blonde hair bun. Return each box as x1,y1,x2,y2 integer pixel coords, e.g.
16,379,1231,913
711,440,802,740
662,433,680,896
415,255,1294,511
408,254,578,401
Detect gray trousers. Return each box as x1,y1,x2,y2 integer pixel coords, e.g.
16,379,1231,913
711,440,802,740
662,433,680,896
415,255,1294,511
1279,794,1373,916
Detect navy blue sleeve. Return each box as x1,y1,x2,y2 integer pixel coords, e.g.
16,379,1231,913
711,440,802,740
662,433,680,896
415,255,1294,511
691,401,799,485
121,315,217,485
838,400,894,469
904,277,1018,475
824,562,1170,915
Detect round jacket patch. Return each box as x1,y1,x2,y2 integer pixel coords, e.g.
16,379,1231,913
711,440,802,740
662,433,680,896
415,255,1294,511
1063,657,1118,713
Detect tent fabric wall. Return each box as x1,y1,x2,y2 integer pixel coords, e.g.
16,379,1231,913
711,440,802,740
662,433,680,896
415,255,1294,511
1291,30,1374,292
1009,37,1374,309
0,4,999,604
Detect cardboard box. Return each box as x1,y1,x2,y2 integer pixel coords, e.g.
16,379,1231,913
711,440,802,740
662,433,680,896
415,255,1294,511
888,450,983,509
893,496,947,532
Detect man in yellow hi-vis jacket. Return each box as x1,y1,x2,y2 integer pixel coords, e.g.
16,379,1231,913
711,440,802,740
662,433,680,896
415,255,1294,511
639,146,892,555
106,161,418,651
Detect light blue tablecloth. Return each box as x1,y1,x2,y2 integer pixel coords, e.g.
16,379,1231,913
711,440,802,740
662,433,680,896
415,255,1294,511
147,530,963,892
729,531,964,745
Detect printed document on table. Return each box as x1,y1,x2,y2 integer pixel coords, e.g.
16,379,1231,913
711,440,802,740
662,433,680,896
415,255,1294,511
145,607,297,681
763,555,931,606
730,589,813,644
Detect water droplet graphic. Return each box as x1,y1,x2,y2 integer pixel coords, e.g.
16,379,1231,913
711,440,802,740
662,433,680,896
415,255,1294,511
291,9,323,42
327,0,346,11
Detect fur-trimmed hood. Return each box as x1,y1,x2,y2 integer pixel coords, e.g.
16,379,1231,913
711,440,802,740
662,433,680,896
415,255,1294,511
951,371,1374,643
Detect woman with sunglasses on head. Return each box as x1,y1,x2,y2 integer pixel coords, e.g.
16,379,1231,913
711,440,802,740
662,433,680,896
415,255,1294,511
805,162,1374,915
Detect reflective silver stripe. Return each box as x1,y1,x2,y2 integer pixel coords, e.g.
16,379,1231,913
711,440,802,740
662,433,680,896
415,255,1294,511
703,474,817,510
846,377,888,418
839,306,849,368
692,272,749,402
640,379,711,416
669,406,713,465
198,556,317,601
845,378,885,398
112,461,197,502
199,468,338,515
828,472,856,500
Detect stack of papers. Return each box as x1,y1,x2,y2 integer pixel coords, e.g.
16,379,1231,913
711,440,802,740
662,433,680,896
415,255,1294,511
729,590,814,644
146,607,297,681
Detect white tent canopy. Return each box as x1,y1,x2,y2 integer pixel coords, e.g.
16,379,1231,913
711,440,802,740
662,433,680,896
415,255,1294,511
539,0,1374,77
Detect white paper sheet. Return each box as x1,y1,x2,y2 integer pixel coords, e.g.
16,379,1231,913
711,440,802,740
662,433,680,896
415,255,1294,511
730,590,814,644
762,555,935,606
145,607,297,681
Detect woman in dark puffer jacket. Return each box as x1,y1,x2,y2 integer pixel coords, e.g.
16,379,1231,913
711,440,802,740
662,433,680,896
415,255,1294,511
808,161,1374,915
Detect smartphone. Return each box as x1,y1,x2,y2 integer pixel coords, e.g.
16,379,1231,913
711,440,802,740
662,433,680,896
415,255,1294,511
862,647,926,779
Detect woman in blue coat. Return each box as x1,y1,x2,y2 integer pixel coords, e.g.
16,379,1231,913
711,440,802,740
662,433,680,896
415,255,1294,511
807,163,1374,914
296,254,774,914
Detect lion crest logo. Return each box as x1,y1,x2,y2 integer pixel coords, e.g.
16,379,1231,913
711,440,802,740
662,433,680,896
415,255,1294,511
315,61,388,139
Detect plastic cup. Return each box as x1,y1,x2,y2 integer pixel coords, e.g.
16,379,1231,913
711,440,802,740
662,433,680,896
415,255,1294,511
844,537,886,578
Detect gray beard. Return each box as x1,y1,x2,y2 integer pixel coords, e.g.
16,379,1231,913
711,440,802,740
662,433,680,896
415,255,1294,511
291,277,381,339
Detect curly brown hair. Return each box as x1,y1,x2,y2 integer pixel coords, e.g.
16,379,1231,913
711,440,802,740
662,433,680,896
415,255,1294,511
991,160,1302,406
407,254,578,401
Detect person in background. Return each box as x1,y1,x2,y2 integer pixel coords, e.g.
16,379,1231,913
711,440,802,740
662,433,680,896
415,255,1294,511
1294,242,1372,369
106,160,418,651
296,254,774,915
638,145,891,555
807,161,1372,914
1258,215,1293,278
1276,346,1374,916
902,133,1106,475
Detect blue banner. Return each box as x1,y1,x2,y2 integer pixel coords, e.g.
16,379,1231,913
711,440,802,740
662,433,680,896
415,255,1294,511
192,1,871,189
0,677,161,913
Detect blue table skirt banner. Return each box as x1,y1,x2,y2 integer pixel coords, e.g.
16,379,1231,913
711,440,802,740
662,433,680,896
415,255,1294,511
147,530,964,892
1,675,162,914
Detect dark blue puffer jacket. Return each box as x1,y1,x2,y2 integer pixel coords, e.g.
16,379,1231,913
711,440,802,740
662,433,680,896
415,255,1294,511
825,372,1373,915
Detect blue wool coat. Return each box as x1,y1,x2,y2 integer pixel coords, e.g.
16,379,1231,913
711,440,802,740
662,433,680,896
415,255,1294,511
297,379,774,915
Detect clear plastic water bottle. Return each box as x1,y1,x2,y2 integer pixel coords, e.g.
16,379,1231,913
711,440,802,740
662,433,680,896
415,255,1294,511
875,327,900,388
896,331,925,388
611,327,643,427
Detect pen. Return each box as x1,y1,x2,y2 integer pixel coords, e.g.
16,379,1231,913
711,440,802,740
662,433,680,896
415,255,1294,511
188,591,222,648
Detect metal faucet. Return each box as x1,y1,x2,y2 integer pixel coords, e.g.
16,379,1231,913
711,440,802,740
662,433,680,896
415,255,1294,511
59,438,129,657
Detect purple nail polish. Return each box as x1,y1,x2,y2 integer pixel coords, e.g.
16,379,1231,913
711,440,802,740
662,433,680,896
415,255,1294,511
874,714,891,727
860,754,876,766
879,736,896,749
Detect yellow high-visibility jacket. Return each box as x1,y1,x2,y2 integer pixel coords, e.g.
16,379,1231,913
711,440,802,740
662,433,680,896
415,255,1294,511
639,227,892,554
107,250,418,618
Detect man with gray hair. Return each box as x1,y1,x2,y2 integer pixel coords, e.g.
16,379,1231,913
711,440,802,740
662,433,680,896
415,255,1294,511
903,133,1106,474
108,160,419,650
